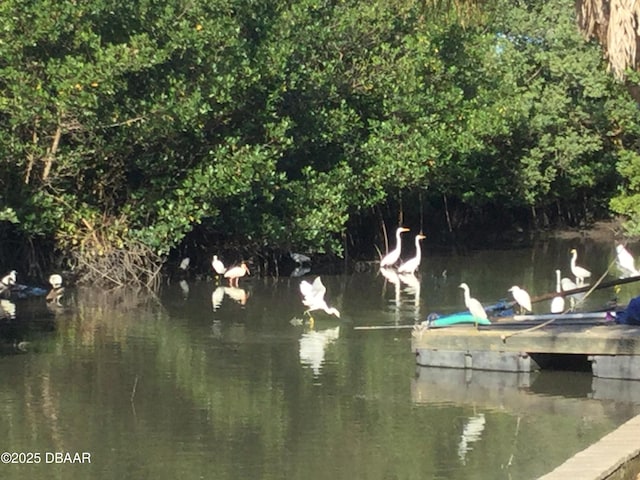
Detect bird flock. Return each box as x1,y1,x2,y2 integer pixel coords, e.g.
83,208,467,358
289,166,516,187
455,243,640,322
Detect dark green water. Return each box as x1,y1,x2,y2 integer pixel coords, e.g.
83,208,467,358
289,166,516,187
0,235,639,479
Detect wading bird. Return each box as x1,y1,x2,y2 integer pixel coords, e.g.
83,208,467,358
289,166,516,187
290,252,311,266
508,285,532,314
300,276,340,323
397,233,427,274
46,274,65,306
550,270,565,314
224,262,249,287
212,255,227,275
178,257,190,271
616,244,639,277
570,248,591,286
0,270,16,299
380,227,410,268
458,282,488,325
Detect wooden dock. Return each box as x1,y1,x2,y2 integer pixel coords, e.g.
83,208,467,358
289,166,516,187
411,320,640,379
538,414,640,480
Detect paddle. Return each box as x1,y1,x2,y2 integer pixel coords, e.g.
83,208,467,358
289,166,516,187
528,274,640,305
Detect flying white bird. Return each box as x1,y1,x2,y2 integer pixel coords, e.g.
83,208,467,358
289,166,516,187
459,283,488,323
570,248,591,286
509,285,532,313
397,234,427,274
380,227,410,268
300,276,340,320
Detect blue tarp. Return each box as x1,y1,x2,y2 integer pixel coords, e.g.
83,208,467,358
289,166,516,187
616,296,640,325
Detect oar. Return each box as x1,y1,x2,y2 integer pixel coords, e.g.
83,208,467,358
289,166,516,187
525,274,640,306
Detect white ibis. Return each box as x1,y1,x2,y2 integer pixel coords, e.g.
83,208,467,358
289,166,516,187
224,262,249,287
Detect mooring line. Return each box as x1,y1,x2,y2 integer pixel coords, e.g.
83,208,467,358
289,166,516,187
500,258,616,343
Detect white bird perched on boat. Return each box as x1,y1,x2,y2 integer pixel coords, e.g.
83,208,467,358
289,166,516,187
458,283,488,324
616,244,639,277
46,274,65,306
224,262,249,287
509,285,532,313
300,276,340,320
550,270,565,314
570,248,591,286
212,255,227,275
397,233,427,274
380,227,410,268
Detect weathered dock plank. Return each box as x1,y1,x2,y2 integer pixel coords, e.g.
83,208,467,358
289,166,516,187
538,414,640,480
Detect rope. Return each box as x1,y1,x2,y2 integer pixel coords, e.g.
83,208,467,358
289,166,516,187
500,256,617,343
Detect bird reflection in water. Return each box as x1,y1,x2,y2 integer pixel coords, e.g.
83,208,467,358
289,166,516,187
0,299,16,320
298,326,340,377
399,272,421,322
457,413,486,465
178,279,190,299
211,285,249,311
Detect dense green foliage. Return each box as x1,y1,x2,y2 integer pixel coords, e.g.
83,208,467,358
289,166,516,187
0,0,639,284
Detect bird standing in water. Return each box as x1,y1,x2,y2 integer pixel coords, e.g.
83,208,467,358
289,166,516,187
212,255,227,275
46,274,65,306
0,270,16,299
380,227,410,268
397,233,426,274
224,262,249,287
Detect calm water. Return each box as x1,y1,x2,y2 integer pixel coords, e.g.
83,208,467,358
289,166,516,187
1,235,640,480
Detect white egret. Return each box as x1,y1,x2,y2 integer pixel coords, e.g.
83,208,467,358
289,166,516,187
570,248,591,286
380,227,410,268
0,270,16,299
224,262,249,287
397,234,427,274
46,274,65,306
290,252,311,265
616,244,639,276
561,276,577,292
212,255,227,275
458,283,488,323
508,285,532,313
178,257,190,271
550,270,565,314
300,276,340,320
